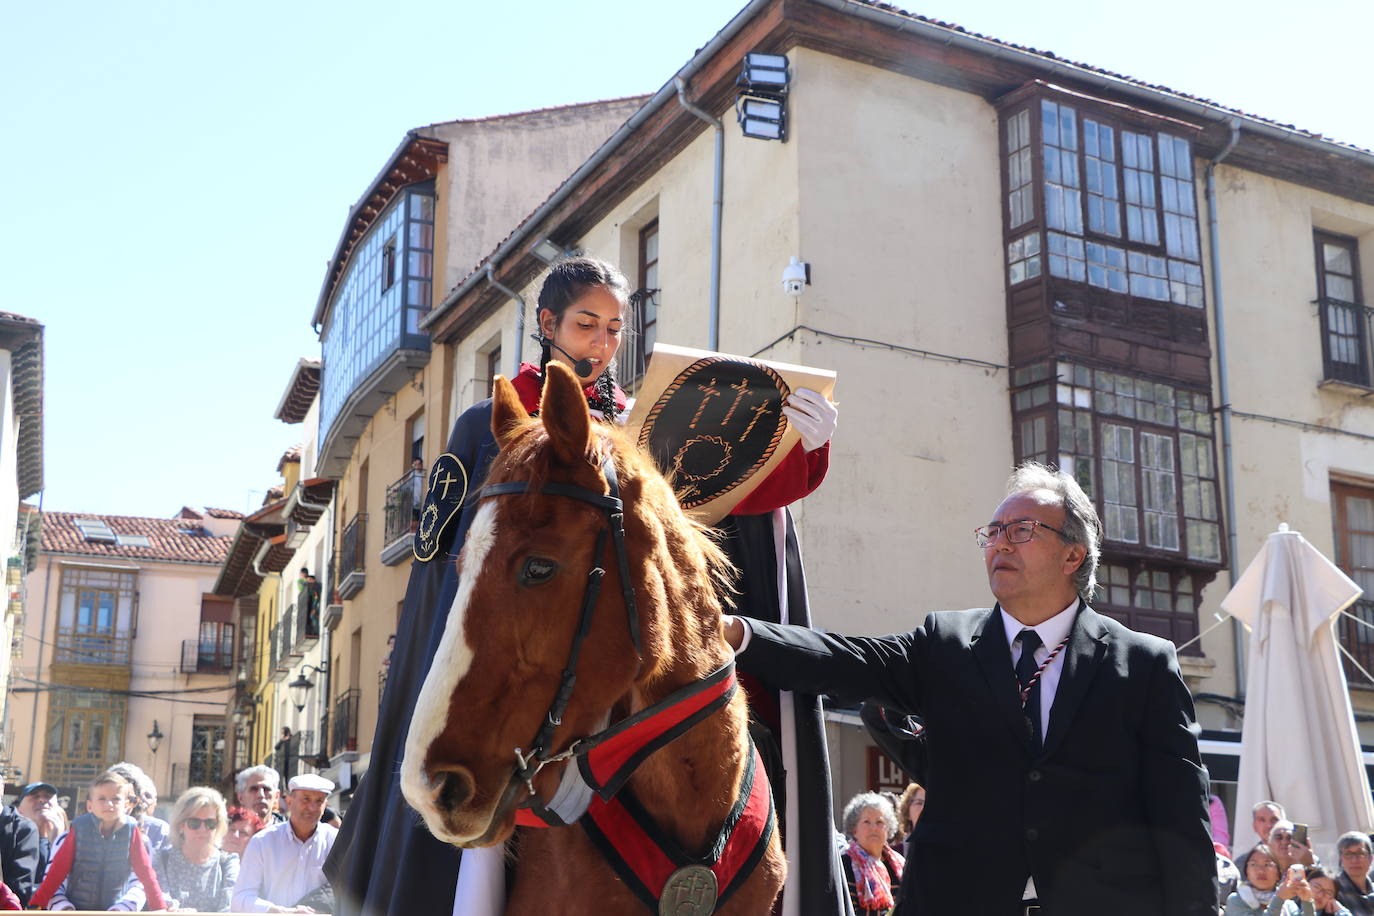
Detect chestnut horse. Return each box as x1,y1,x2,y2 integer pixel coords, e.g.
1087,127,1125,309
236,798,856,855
400,362,785,915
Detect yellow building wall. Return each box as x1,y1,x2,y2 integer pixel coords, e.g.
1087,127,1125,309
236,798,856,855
331,373,429,772
249,580,278,765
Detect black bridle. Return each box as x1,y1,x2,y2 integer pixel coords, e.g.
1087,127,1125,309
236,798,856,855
479,451,642,798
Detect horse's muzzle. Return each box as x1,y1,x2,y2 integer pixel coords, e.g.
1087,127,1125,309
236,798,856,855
404,760,525,849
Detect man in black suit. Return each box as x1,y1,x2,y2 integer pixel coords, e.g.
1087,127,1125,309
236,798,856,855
723,463,1216,915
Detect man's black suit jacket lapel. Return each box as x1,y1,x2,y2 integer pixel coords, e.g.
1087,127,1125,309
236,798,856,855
969,603,1111,760
1041,604,1109,759
969,607,1034,753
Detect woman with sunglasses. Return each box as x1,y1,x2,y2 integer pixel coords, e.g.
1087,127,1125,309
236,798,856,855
154,787,238,911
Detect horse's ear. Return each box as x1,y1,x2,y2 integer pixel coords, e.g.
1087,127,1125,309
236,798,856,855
491,375,529,451
541,361,593,467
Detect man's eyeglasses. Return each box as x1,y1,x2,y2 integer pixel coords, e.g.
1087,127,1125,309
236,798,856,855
184,817,219,830
1342,849,1373,859
974,520,1069,548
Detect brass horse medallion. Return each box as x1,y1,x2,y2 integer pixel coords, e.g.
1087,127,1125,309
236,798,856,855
659,865,718,916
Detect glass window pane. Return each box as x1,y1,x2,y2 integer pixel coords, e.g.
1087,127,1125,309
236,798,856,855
1348,496,1374,533
1328,276,1356,302
1325,243,1354,276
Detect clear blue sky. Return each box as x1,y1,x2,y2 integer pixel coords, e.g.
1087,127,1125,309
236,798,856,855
5,0,1370,518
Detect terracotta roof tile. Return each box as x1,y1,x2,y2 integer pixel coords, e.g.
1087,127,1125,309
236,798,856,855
42,511,235,564
204,507,245,519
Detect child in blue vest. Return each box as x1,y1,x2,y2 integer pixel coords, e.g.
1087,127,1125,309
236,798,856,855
28,771,165,911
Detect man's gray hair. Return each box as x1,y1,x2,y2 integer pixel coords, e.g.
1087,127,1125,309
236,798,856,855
1337,830,1372,855
1006,461,1102,603
1252,800,1285,818
840,791,898,841
235,765,282,797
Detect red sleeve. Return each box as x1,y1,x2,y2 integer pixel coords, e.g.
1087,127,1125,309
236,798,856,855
0,881,20,910
129,827,166,910
28,830,75,909
731,442,830,516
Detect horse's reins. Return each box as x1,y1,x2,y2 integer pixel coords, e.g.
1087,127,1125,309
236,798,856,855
480,451,737,812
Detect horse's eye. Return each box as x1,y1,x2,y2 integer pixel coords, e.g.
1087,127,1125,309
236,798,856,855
519,556,559,587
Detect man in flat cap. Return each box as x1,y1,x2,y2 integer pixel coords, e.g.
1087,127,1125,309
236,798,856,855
234,774,337,913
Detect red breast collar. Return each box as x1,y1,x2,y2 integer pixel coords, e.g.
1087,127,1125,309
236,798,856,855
515,663,738,828
581,742,775,913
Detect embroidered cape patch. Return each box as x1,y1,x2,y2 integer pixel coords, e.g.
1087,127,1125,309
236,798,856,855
414,453,469,562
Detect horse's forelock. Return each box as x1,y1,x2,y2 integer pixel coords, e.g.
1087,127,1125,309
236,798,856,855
487,419,736,665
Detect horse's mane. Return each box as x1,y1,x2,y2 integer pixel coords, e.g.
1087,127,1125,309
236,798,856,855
486,417,737,608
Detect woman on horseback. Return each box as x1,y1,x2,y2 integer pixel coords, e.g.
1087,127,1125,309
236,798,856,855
327,254,844,916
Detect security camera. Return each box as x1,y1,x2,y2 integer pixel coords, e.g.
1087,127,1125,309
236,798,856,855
782,256,810,297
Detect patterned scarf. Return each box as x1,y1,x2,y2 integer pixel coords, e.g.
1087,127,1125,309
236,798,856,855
844,838,905,912
1236,882,1277,910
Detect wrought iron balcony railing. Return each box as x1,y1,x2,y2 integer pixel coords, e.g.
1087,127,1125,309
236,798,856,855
338,515,367,599
331,688,361,756
180,638,232,674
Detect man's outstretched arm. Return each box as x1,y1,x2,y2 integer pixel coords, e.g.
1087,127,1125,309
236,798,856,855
723,614,926,714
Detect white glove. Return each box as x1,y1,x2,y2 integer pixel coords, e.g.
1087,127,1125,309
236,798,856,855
781,388,837,452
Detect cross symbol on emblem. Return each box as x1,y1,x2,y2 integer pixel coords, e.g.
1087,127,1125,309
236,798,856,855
659,865,718,916
435,470,460,500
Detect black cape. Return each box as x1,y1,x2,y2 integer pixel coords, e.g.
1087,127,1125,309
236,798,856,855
326,401,852,916
326,401,497,916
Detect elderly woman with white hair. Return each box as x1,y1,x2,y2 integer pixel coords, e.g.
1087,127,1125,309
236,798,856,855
153,787,238,912
840,791,905,915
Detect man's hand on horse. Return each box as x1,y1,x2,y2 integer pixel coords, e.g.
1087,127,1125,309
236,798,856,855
721,614,746,651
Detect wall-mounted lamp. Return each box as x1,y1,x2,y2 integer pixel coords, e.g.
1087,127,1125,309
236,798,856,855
288,663,329,713
737,52,789,93
146,721,164,755
737,96,786,141
736,52,789,142
530,238,568,265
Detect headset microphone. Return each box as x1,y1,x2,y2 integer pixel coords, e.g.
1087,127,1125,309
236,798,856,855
549,343,594,379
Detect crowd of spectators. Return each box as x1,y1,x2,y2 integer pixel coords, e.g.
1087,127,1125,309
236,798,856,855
1220,798,1374,916
0,764,338,912
7,757,1374,915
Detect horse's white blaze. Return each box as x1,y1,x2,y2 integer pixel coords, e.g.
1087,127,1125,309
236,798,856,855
400,502,497,836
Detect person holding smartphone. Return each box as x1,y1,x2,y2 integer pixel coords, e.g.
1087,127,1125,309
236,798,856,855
1272,822,1319,874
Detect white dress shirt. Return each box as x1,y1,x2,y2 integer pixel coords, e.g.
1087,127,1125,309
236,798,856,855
1000,598,1079,742
232,819,337,912
1002,598,1080,900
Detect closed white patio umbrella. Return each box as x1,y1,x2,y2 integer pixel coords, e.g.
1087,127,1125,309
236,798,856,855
1222,523,1374,862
